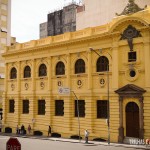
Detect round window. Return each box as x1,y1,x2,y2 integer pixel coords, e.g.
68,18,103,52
130,70,136,77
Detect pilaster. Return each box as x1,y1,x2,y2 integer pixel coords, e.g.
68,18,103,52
112,38,119,89
85,97,94,133
139,96,144,139
15,61,21,124
48,57,52,125
118,96,124,143
87,50,92,90
31,59,36,129
66,54,71,87
143,39,150,88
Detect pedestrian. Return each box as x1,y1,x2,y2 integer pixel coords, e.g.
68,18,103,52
28,124,31,135
21,124,25,135
16,125,19,134
48,125,51,137
84,129,90,143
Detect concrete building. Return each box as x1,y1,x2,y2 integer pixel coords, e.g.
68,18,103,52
76,0,150,30
40,2,78,38
0,0,11,130
39,22,47,39
2,4,150,143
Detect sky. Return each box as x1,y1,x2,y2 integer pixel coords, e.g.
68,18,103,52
11,0,80,43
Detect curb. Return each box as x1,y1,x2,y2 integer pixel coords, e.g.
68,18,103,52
0,133,149,149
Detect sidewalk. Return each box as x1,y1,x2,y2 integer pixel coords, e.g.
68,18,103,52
0,132,149,150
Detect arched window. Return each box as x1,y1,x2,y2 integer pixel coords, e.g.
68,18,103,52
97,56,109,72
56,61,65,75
39,64,47,77
75,59,85,74
10,67,17,79
24,66,31,78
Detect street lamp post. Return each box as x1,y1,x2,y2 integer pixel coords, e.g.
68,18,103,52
89,47,110,145
71,91,81,142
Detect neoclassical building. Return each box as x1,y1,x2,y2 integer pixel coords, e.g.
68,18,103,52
2,6,150,143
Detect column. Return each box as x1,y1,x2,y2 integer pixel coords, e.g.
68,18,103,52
112,37,119,89
64,54,72,131
2,63,8,126
118,96,124,143
48,57,52,125
67,54,71,88
15,61,21,125
88,50,92,90
31,59,36,130
139,96,144,139
144,40,150,88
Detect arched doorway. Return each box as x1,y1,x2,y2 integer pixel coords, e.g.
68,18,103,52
126,102,139,138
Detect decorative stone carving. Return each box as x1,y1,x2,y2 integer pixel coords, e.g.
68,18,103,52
77,79,82,88
58,81,62,86
115,84,146,143
40,82,45,89
100,78,105,87
120,25,142,51
116,0,146,16
11,84,15,91
25,83,29,90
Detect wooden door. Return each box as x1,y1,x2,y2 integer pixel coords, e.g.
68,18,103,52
126,102,139,138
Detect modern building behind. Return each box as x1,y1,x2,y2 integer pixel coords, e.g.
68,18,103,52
0,0,12,130
40,2,78,38
76,0,150,30
2,3,150,143
39,22,47,39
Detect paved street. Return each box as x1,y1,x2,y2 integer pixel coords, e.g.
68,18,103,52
0,135,146,150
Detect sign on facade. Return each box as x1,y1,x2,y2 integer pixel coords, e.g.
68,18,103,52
58,87,70,95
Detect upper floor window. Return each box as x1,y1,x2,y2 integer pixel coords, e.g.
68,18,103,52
128,51,136,62
75,59,85,74
56,61,65,75
10,67,17,79
97,56,109,72
24,66,31,78
39,64,47,77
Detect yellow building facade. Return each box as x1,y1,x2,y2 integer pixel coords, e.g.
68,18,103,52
2,7,150,143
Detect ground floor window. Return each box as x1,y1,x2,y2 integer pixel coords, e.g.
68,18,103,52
55,100,64,116
38,100,45,115
23,100,29,114
97,100,108,118
9,99,15,113
75,100,85,117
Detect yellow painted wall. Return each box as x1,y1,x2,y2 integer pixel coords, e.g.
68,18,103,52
2,7,150,143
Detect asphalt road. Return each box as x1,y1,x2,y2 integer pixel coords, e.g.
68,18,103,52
0,136,142,150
